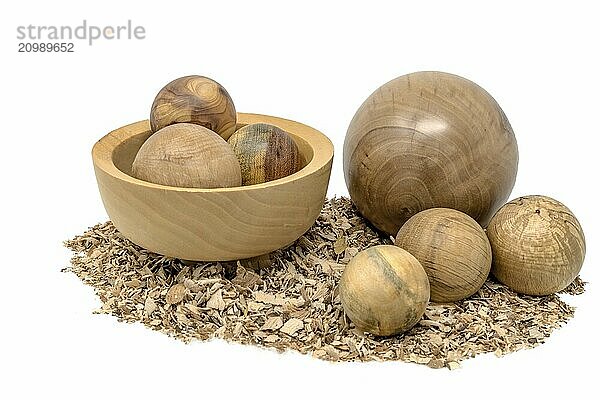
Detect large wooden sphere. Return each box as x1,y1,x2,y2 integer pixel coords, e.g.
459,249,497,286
344,71,519,235
339,245,430,336
150,75,237,139
132,123,242,188
487,195,585,295
228,123,300,185
395,208,492,302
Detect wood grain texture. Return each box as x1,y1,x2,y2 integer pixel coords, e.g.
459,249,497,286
228,123,300,185
150,75,237,139
486,195,585,295
131,123,241,188
339,245,430,336
395,208,492,302
343,71,519,236
92,113,333,261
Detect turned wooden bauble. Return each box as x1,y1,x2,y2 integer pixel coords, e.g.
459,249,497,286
395,208,492,302
150,75,237,139
227,123,300,185
343,71,519,236
131,123,242,188
486,195,585,295
339,245,430,336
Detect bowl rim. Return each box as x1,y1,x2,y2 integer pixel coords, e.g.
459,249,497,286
92,112,334,193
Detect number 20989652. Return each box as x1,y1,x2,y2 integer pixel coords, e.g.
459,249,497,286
18,42,74,52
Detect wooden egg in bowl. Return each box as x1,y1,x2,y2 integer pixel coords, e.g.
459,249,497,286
92,113,333,261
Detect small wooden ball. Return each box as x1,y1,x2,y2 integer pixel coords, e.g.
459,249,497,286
343,71,519,236
227,123,300,185
486,195,586,295
150,75,237,139
339,245,430,336
131,123,242,188
395,208,492,302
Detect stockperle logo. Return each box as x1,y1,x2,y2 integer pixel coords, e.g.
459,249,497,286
17,20,146,52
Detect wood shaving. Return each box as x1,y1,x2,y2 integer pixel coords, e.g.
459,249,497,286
206,289,226,311
280,318,304,336
261,317,284,331
166,283,186,305
64,197,586,369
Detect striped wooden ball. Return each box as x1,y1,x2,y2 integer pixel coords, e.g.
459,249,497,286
487,195,585,295
339,245,430,336
150,75,237,139
228,123,300,185
395,208,492,302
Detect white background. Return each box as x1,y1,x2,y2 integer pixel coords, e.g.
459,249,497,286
2,1,598,398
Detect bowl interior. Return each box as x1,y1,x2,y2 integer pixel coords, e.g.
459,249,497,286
112,123,313,181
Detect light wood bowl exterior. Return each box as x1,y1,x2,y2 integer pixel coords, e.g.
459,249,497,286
92,113,333,261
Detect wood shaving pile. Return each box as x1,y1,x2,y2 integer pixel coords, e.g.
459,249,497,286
64,197,585,369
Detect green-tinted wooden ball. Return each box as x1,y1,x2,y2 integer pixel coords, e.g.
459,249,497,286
228,123,300,185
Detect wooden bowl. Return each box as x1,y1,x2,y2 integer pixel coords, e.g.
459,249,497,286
92,113,333,261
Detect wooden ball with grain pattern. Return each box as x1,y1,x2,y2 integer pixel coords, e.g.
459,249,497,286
228,123,300,185
131,123,241,188
395,208,492,302
339,245,430,336
486,195,585,295
150,75,237,139
343,71,519,236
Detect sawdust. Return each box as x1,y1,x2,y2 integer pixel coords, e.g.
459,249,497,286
64,197,586,369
